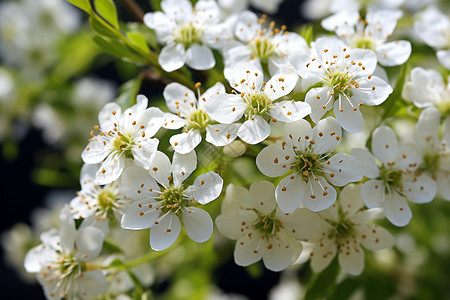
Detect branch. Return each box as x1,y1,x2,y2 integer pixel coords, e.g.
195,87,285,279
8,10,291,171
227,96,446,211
122,0,145,22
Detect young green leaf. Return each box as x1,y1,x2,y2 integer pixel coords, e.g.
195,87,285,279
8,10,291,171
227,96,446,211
93,0,119,29
66,0,91,14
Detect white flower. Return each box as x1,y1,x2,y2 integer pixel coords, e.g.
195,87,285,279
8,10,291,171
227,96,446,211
24,206,107,300
224,11,309,78
69,164,130,225
289,37,393,132
402,67,450,123
218,0,284,14
144,0,232,72
215,181,320,271
162,82,240,153
310,184,395,276
301,0,407,20
415,6,450,69
120,150,223,251
352,125,437,226
81,95,164,185
414,107,450,201
205,64,310,144
256,117,362,213
321,9,411,66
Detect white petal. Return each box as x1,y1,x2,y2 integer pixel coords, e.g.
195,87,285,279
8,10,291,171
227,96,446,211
220,184,253,214
281,208,321,240
98,102,121,132
346,48,377,76
170,129,202,154
131,138,159,170
352,75,392,106
163,82,197,116
376,40,411,66
321,10,359,32
75,226,105,261
338,238,364,275
237,115,271,144
199,82,226,106
148,151,172,187
186,44,215,70
150,212,181,251
305,87,334,124
372,126,398,165
288,50,323,85
303,177,337,212
229,63,264,94
275,175,306,213
333,95,364,133
262,237,294,272
205,123,240,146
121,200,160,229
436,170,450,201
437,50,450,70
77,270,108,296
350,148,379,178
361,180,385,208
80,216,109,237
216,210,257,239
182,207,213,243
234,11,259,42
95,153,125,185
249,180,277,215
264,68,298,101
283,121,313,156
158,43,186,72
82,138,108,165
120,165,160,199
256,143,293,177
80,163,98,187
325,153,363,186
59,205,77,251
402,173,437,204
172,150,197,187
310,237,337,272
268,100,311,122
396,143,422,171
204,93,246,124
234,234,263,267
355,224,394,251
382,192,412,227
24,244,54,273
184,171,223,204
311,116,342,154
339,184,364,216
162,113,186,129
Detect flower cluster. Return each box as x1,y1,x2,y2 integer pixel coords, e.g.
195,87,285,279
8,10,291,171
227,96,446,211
16,0,450,299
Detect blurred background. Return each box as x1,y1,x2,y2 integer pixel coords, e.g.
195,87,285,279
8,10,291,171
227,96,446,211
1,0,449,299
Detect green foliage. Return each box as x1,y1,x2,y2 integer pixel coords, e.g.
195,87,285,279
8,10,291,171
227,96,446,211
94,0,120,29
304,257,340,300
66,0,91,13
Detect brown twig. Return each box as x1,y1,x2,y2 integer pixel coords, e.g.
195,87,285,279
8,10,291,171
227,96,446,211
122,0,145,23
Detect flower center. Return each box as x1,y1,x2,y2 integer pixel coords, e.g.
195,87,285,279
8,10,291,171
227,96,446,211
97,188,118,214
253,210,282,240
112,133,134,158
378,165,403,192
187,109,210,130
422,153,440,176
329,72,353,97
292,152,321,181
353,37,375,50
244,92,272,116
175,23,203,47
159,186,187,215
250,37,275,62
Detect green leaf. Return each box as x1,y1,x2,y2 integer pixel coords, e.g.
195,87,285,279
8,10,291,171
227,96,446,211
93,0,119,29
304,257,340,300
380,63,410,119
329,277,359,300
66,0,91,13
90,16,117,38
300,24,314,47
108,258,125,267
115,76,143,110
127,32,150,54
103,238,124,254
93,36,146,63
